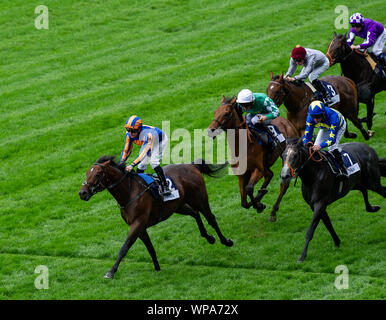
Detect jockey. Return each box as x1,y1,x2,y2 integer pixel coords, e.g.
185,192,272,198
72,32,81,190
236,89,280,147
303,101,348,178
285,45,332,104
120,115,171,196
346,13,386,66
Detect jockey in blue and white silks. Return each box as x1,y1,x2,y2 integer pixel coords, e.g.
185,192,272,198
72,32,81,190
303,101,348,177
120,115,171,195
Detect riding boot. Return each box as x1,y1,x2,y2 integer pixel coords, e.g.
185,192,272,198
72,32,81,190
312,79,332,105
332,149,348,179
154,165,172,196
136,168,145,174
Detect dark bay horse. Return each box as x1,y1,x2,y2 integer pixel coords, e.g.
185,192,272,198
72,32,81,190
326,32,386,133
266,73,370,140
280,139,386,262
79,156,233,279
208,96,298,222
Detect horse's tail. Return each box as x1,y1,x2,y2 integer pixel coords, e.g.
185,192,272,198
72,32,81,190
378,158,386,177
192,159,228,178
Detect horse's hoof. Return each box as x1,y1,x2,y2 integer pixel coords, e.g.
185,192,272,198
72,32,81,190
269,215,277,223
345,132,357,139
256,203,266,213
207,235,216,244
297,259,304,264
223,239,234,247
368,130,375,137
104,271,114,279
368,205,380,213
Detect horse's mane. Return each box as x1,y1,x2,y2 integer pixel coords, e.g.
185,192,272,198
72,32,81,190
272,75,305,87
96,155,126,172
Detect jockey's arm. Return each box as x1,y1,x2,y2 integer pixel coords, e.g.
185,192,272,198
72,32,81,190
120,134,134,163
359,30,377,49
286,58,297,77
302,117,315,145
295,56,315,80
346,30,356,46
129,133,153,169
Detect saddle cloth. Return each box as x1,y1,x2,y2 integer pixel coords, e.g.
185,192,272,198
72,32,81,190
248,122,285,147
137,173,180,202
306,81,340,106
322,150,360,176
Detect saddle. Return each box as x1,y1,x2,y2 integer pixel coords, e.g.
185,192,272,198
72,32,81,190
320,150,360,177
137,173,179,202
306,81,340,107
245,116,285,148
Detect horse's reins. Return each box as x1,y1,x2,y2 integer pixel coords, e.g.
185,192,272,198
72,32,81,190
326,38,355,66
285,143,322,186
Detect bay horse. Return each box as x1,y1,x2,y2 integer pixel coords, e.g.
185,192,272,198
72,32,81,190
207,96,298,222
326,32,386,133
79,156,233,279
266,73,370,140
280,139,386,262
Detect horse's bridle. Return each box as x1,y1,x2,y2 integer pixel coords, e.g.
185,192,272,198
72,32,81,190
326,38,354,66
82,163,129,196
212,102,247,131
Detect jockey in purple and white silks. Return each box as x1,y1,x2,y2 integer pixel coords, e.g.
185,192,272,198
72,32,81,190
346,13,386,65
285,45,332,104
120,115,171,196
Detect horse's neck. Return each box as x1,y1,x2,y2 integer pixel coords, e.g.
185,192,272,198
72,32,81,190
106,168,131,207
340,53,371,83
298,157,328,186
284,83,312,114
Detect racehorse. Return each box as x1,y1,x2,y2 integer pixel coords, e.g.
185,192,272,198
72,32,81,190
326,32,386,133
280,138,386,262
79,156,233,279
208,96,298,222
266,73,370,140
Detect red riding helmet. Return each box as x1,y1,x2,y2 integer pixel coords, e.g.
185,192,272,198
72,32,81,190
291,45,306,60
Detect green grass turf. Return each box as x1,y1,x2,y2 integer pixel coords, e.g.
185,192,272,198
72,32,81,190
0,0,385,299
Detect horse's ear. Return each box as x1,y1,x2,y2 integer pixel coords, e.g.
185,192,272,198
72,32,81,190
102,160,111,166
344,32,347,40
297,137,304,147
231,97,237,105
333,31,337,38
270,71,273,80
279,73,284,81
221,95,225,104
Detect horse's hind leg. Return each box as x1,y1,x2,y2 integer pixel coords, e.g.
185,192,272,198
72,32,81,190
194,200,233,247
139,229,161,271
254,168,273,203
343,120,358,139
176,204,215,244
360,188,381,212
246,168,265,213
320,211,340,247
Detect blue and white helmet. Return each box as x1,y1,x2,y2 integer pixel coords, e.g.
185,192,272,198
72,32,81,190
350,13,364,25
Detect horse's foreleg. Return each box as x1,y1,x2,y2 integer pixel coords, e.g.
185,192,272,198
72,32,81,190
246,169,265,213
366,98,375,132
298,202,324,263
238,174,252,209
254,168,273,203
320,211,340,247
139,229,161,271
104,220,143,279
269,180,290,222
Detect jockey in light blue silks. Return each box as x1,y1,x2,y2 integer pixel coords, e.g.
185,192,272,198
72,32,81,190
303,101,348,178
120,115,171,195
346,13,386,66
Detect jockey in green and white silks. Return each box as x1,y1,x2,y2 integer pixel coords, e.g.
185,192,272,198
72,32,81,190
236,89,280,147
303,100,348,177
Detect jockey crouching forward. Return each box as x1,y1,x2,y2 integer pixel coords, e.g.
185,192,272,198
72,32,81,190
303,101,348,178
236,89,280,148
120,115,171,196
285,45,332,104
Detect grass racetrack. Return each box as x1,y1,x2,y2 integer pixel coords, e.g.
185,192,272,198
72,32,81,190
0,0,385,299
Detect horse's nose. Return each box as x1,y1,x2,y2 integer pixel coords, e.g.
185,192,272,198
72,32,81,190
79,189,89,201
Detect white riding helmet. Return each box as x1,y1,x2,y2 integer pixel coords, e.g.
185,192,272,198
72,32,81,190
236,89,255,104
